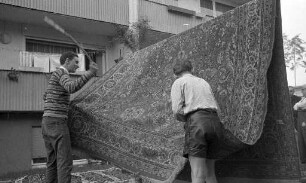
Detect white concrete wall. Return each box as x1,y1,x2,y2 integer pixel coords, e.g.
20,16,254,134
0,21,24,70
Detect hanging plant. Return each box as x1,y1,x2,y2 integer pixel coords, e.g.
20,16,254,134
113,18,152,52
7,67,19,82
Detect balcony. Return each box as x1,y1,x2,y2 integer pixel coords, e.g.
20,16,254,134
0,68,98,112
0,0,129,26
0,50,97,111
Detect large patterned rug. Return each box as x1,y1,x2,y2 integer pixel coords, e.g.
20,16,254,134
68,0,276,182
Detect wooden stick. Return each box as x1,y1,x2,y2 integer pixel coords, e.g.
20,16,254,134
44,16,95,63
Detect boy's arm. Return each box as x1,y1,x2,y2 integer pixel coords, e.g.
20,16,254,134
171,81,187,122
59,71,95,94
60,62,98,93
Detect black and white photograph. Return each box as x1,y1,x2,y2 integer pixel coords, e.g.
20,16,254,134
0,0,306,182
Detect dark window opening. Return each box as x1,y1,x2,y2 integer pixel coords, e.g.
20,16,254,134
215,2,234,13
26,39,78,54
84,49,97,71
32,157,47,164
200,0,213,9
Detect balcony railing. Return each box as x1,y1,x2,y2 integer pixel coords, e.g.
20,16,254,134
0,69,98,111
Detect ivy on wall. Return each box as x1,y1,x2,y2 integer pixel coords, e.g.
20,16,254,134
113,18,152,52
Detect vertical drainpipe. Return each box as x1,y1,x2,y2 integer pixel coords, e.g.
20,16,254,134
212,0,217,18
195,0,201,14
128,0,140,51
129,0,139,24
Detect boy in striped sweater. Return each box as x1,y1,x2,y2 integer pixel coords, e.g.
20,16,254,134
42,51,97,183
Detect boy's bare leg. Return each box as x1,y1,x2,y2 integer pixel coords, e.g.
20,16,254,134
189,156,207,183
206,159,218,183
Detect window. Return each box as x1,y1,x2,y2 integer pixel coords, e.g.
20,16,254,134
21,39,101,73
200,0,213,10
26,39,78,54
84,49,98,71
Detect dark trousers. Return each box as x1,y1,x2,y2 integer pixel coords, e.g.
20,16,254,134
42,116,73,183
297,111,306,164
183,109,221,159
298,128,306,164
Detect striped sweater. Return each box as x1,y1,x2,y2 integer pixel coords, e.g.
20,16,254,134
43,68,95,118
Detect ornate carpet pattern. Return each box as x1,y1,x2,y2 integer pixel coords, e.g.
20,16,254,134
11,167,131,183
69,0,276,182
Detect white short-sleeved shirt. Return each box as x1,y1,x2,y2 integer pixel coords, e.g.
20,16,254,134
170,73,218,116
294,97,306,110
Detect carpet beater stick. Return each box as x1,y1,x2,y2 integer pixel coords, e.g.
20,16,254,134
44,16,95,64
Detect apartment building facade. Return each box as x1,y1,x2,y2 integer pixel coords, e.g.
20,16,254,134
0,0,250,176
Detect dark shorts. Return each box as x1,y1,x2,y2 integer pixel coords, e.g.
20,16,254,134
183,109,222,159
